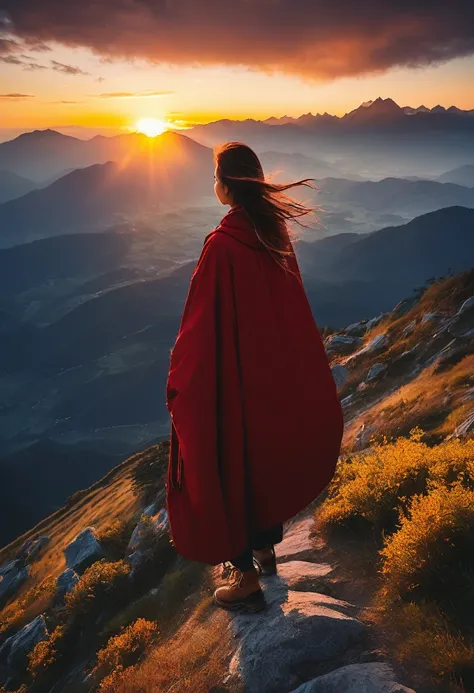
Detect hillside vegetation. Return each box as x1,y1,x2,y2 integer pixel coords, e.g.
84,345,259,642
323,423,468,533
1,269,474,692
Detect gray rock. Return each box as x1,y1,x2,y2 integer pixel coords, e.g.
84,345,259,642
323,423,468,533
391,297,418,318
55,568,79,601
126,508,169,578
17,536,50,563
0,615,48,671
276,561,334,592
366,363,387,382
64,527,105,574
456,295,474,316
227,582,366,693
331,365,349,390
345,334,389,364
341,394,354,407
421,311,441,324
127,508,168,554
277,518,315,563
325,335,361,356
452,410,474,439
344,321,368,337
355,424,377,450
401,319,417,337
0,560,29,607
289,662,416,692
365,314,385,330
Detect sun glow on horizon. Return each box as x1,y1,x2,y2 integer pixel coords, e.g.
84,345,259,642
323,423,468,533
135,118,169,137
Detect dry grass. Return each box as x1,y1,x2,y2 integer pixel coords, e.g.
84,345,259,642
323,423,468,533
343,352,474,449
108,604,233,693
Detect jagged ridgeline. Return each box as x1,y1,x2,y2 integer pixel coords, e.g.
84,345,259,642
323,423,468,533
0,269,474,692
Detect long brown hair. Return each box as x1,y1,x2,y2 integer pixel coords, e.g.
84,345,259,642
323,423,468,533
214,141,318,275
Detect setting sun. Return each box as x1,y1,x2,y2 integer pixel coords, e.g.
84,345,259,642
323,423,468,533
135,118,168,137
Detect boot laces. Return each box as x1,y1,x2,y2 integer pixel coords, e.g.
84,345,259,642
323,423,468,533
221,561,242,584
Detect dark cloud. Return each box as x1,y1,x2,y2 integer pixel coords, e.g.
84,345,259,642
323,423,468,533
0,51,47,70
50,60,89,75
96,90,174,99
0,92,34,99
1,1,474,79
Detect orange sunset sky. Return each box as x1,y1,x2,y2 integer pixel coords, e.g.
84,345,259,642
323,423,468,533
1,2,473,140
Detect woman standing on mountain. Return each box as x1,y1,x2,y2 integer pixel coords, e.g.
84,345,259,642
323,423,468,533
165,142,344,612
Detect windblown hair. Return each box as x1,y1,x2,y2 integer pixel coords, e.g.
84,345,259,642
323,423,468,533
213,141,318,275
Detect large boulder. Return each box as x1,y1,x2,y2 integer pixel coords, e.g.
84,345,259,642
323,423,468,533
17,536,50,563
126,508,169,579
55,568,80,602
366,363,387,382
0,560,29,608
325,335,361,356
64,527,105,574
227,581,366,693
344,321,368,338
365,314,385,330
331,365,349,390
391,297,418,318
0,615,48,671
289,662,416,692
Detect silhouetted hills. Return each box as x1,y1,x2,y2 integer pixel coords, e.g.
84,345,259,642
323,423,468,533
316,176,474,217
0,231,132,294
439,165,474,187
0,169,36,203
0,133,215,246
0,128,213,184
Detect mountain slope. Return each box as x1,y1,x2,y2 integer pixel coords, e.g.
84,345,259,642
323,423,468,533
1,269,473,692
0,170,36,203
439,164,474,187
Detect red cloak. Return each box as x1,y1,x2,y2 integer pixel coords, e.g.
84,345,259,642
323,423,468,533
165,205,344,565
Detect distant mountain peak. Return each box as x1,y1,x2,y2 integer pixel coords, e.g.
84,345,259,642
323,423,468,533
343,97,402,122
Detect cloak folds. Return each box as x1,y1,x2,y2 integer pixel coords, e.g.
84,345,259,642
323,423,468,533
165,205,344,565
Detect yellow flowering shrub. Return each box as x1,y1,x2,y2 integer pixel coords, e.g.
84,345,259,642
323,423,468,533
319,428,474,534
380,482,474,618
94,618,158,691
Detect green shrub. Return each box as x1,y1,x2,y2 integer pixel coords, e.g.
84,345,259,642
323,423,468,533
97,519,134,557
65,559,131,620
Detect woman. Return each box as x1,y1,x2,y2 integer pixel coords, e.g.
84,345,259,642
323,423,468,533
165,142,344,613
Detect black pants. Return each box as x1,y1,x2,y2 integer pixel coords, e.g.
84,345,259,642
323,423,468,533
230,523,284,572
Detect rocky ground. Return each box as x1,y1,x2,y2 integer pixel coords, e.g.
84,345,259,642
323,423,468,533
209,511,417,693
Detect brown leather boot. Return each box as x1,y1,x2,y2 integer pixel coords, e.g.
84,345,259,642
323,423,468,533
213,566,265,612
253,545,277,576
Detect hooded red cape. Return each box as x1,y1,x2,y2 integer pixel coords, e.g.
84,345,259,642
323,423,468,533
165,205,344,565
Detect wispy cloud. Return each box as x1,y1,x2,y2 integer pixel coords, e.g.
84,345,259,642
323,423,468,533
0,92,34,99
50,60,89,76
96,90,174,99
